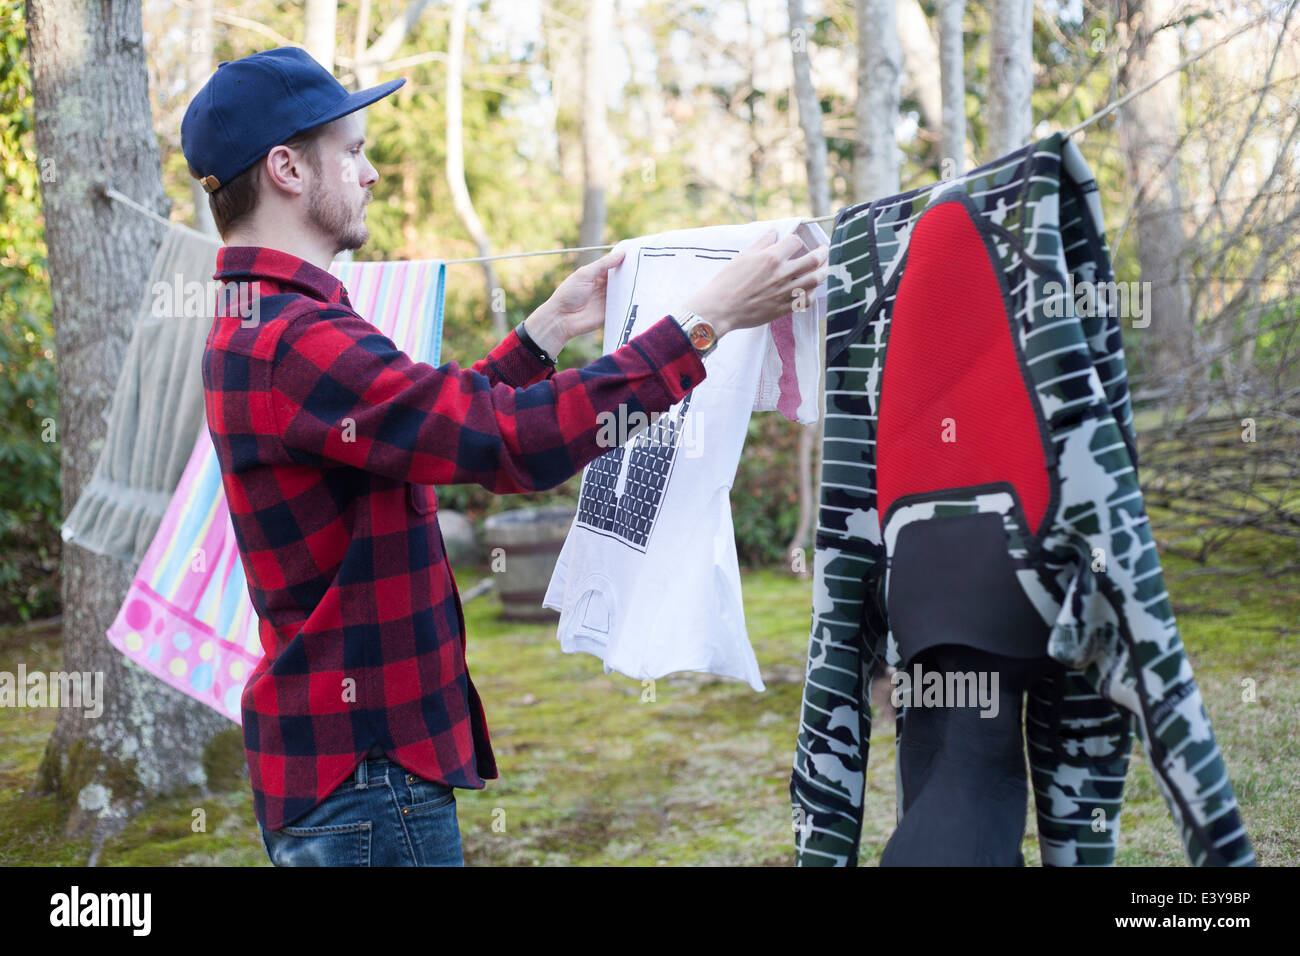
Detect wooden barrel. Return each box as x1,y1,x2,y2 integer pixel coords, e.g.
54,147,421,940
481,505,575,621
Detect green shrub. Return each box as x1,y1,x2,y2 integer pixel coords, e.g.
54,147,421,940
733,413,803,565
0,3,61,622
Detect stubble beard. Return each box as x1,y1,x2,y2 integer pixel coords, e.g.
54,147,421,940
308,179,369,254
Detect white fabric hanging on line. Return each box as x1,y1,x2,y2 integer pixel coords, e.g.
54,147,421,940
543,216,828,691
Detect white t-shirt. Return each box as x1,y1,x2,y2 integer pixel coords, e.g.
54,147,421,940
542,217,827,691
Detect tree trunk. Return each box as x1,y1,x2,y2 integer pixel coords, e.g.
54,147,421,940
938,0,970,175
186,0,218,236
304,0,339,73
854,0,903,202
789,0,830,220
1118,0,1197,402
786,0,830,574
25,0,233,862
540,1,581,187
338,0,433,266
304,0,349,262
896,0,942,138
577,0,611,267
351,0,435,117
447,0,506,337
987,0,1034,158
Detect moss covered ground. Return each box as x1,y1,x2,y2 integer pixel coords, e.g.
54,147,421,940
1,514,1295,866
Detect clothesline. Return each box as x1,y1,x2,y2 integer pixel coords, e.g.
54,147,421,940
101,11,1265,265
99,185,837,260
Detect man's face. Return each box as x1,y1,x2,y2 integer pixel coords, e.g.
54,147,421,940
305,113,378,254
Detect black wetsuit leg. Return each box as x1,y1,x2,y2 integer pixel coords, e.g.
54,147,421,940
880,644,1055,866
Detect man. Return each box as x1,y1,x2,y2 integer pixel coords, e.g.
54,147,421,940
182,46,827,866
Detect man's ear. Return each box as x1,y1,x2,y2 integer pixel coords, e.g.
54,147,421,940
262,144,306,198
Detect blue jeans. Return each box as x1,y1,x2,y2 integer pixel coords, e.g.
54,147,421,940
258,756,464,866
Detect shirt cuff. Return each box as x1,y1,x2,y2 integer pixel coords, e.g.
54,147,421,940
625,315,707,403
482,327,556,388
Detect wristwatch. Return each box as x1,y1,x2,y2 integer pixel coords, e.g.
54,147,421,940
514,318,557,367
672,309,719,359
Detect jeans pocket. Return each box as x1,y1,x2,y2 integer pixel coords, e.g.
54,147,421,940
401,794,463,866
265,820,373,867
401,775,456,816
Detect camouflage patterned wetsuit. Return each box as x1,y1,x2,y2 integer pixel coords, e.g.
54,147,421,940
789,132,1254,867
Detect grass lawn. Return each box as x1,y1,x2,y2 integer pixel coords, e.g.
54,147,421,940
1,517,1296,866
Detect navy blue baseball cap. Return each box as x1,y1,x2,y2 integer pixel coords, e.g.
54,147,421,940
182,46,405,193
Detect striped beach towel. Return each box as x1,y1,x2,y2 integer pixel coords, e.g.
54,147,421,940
106,258,446,721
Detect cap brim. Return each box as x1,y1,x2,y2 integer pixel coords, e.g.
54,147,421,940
300,77,406,132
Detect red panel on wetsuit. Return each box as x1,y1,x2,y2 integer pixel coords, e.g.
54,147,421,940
876,200,1050,535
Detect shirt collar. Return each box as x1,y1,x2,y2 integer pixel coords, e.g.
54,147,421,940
213,245,352,309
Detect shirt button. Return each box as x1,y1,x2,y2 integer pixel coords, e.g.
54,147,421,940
680,373,692,389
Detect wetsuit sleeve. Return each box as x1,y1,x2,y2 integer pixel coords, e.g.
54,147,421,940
1046,437,1255,866
1025,172,1137,867
790,462,886,864
1046,151,1252,866
790,211,888,866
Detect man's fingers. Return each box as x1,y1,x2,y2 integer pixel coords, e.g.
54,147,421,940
777,247,829,301
777,244,828,281
784,266,827,298
580,247,625,277
768,233,807,261
803,259,829,285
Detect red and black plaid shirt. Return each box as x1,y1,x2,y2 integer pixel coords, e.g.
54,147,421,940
202,246,705,830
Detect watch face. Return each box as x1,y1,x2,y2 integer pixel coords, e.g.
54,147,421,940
689,322,715,351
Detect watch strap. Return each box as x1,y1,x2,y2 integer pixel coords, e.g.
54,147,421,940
514,319,557,367
673,310,718,358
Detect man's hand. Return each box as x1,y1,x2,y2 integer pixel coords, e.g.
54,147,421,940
522,247,627,359
680,229,828,339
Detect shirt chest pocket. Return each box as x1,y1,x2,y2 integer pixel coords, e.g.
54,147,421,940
407,483,438,515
